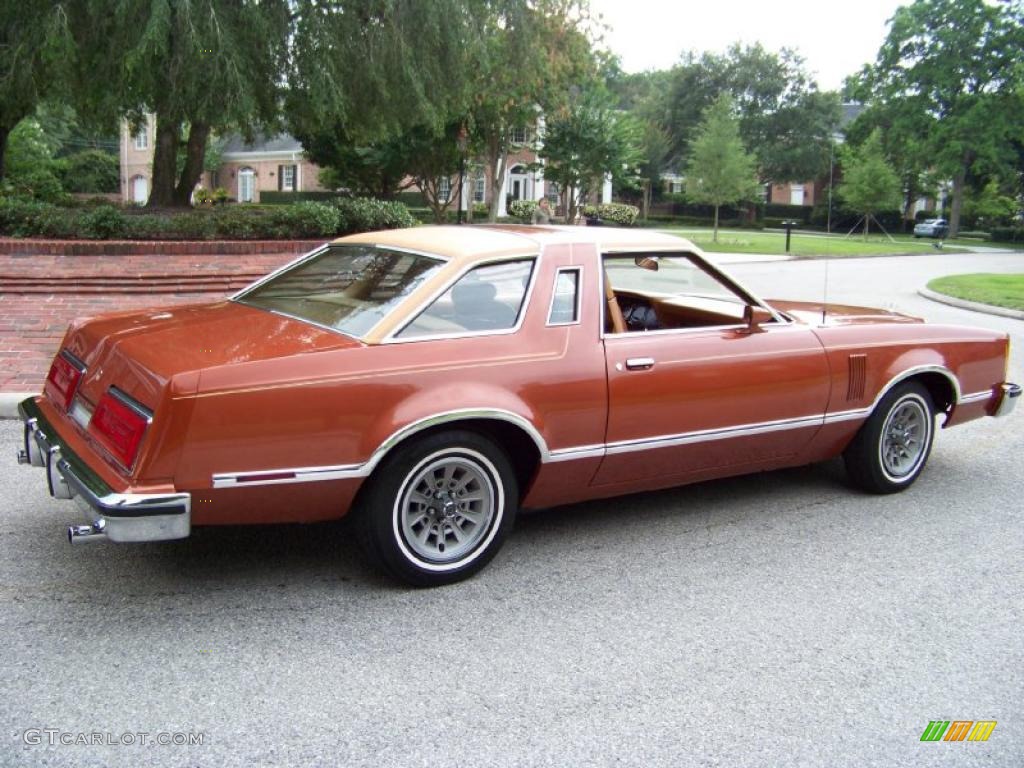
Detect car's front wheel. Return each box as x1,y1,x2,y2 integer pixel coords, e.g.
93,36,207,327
354,430,518,586
844,382,935,494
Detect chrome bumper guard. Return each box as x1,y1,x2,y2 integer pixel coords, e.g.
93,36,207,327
994,382,1021,418
17,397,190,543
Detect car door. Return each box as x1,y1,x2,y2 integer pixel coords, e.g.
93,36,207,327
592,253,831,487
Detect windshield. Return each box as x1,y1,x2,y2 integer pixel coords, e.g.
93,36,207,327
237,245,445,338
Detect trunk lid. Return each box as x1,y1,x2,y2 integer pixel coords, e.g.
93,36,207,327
63,301,360,408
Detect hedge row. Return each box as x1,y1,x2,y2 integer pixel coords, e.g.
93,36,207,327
990,227,1024,244
0,197,416,240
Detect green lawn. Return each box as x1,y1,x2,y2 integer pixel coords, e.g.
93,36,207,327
654,226,966,257
926,273,1024,311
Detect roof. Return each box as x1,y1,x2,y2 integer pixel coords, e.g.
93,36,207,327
337,225,697,266
220,133,305,157
840,103,866,130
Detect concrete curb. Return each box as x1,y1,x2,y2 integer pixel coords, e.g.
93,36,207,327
918,287,1024,320
0,393,33,420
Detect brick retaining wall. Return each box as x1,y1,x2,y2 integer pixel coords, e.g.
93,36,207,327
0,241,317,393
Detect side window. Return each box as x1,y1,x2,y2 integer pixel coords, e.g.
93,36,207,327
398,259,535,338
547,267,581,325
603,253,763,333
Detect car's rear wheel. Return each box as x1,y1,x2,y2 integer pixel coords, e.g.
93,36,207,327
844,381,935,494
354,430,517,586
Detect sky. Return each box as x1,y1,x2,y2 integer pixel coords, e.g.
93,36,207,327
587,0,908,91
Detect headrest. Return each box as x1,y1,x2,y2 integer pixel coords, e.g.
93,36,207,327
452,281,498,303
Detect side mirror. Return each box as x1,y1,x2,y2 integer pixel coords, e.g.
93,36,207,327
742,304,773,333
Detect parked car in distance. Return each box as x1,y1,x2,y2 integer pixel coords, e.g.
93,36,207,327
914,218,950,238
17,225,1020,585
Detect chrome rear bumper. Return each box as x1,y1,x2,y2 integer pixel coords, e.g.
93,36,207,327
994,382,1021,418
17,397,190,543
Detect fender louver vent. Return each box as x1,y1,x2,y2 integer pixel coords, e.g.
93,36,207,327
847,354,867,401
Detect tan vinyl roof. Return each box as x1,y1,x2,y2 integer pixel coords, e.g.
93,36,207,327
335,224,698,265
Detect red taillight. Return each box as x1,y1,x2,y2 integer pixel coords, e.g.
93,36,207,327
88,388,152,470
44,351,86,411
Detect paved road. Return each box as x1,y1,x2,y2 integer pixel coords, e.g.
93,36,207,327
1,252,1022,767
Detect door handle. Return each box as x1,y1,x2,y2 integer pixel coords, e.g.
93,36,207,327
625,357,656,371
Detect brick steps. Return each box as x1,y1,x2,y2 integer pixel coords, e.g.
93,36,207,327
0,274,266,294
0,244,310,392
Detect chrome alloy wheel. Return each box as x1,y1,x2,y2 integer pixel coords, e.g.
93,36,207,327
879,395,931,481
394,449,500,569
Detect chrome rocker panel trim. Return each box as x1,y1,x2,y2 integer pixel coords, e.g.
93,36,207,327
17,397,191,543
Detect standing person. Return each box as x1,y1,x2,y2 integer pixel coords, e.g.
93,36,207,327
532,197,551,224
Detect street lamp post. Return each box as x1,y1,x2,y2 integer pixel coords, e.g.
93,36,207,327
456,124,468,225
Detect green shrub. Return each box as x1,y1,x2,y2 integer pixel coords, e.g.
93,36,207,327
334,196,416,234
508,199,538,222
597,202,639,226
57,150,120,194
472,202,489,217
259,190,347,205
990,227,1024,244
269,202,341,237
79,205,128,239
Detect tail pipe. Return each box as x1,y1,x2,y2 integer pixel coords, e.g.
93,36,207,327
68,521,106,544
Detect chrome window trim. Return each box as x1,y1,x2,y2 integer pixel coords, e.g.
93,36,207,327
381,254,541,345
597,248,790,340
546,266,583,327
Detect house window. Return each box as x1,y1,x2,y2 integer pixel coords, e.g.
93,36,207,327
546,182,560,206
439,176,451,202
790,184,805,206
281,165,295,192
511,126,527,144
133,127,148,151
474,174,486,203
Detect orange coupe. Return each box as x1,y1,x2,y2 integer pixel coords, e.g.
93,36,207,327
17,226,1019,585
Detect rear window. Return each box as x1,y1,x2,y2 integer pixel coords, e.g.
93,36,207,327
237,245,444,338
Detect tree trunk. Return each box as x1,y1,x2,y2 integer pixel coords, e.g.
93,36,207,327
486,132,507,223
641,180,650,221
949,158,969,239
172,122,210,207
863,213,870,241
713,205,720,242
0,124,10,182
147,113,181,208
901,174,919,234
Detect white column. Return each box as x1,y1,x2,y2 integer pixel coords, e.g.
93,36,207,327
602,174,613,204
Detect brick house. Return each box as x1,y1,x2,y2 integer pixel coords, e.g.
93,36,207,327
119,121,325,204
120,117,612,212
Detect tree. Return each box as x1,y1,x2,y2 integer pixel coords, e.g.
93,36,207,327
662,44,841,186
463,0,598,221
71,0,290,207
0,3,75,181
837,130,902,239
538,90,643,223
864,0,1024,237
684,95,759,242
299,125,418,200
